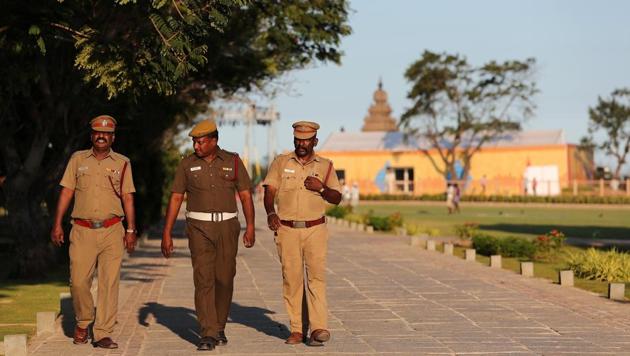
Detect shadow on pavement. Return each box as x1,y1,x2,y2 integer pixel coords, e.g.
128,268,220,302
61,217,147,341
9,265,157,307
229,303,288,340
137,302,289,344
138,302,199,345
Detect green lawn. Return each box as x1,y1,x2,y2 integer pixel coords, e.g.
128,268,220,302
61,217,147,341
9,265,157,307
356,202,630,241
0,269,69,340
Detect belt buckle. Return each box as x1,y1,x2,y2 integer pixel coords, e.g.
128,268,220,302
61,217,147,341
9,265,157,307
293,221,306,228
91,220,104,229
212,212,221,222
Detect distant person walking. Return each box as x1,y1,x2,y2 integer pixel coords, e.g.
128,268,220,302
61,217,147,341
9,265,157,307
350,182,360,208
263,121,342,346
50,115,137,349
479,174,487,195
161,119,255,351
446,183,455,214
453,183,461,213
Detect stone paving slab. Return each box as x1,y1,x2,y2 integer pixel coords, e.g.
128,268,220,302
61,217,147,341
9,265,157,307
27,204,630,355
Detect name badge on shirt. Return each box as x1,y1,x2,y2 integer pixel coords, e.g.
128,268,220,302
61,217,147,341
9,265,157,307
284,168,295,174
222,167,233,171
78,166,89,171
190,166,201,171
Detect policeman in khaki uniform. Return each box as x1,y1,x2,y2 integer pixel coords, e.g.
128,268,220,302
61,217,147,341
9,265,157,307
161,119,255,351
51,115,137,349
263,121,342,346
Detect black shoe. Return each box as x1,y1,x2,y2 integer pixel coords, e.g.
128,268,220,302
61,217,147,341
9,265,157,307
216,331,228,346
197,337,216,351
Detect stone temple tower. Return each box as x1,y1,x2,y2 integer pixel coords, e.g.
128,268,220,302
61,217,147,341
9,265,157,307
361,79,398,132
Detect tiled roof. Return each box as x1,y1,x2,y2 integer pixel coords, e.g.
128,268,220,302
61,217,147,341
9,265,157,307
320,130,566,152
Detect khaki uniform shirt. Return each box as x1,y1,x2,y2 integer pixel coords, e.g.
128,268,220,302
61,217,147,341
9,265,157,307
60,149,135,220
171,148,252,213
263,152,341,221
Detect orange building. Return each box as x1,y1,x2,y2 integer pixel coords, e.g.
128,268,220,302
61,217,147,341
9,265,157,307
319,82,592,196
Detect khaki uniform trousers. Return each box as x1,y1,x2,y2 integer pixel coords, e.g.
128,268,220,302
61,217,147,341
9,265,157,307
69,222,124,341
275,223,328,333
186,218,240,338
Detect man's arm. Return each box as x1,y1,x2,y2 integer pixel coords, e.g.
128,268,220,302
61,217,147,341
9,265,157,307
121,192,137,253
264,185,281,231
50,187,75,247
304,177,342,205
161,192,185,258
238,189,255,248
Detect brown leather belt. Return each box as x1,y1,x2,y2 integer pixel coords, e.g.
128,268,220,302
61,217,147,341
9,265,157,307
280,216,326,229
73,216,123,229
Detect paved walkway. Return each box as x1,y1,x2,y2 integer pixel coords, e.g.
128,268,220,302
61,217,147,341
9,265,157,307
29,205,630,355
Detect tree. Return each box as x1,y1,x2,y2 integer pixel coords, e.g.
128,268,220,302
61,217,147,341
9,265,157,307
587,88,630,179
0,0,351,277
400,50,537,182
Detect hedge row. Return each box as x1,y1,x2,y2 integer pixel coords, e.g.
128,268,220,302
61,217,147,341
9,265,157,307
360,193,630,205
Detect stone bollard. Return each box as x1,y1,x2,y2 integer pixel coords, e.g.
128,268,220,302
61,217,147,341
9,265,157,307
37,311,57,335
350,222,357,230
358,223,365,232
465,249,476,262
328,217,335,224
366,225,374,234
397,227,408,237
490,255,501,268
426,240,436,251
60,292,72,316
608,283,625,301
4,334,27,356
559,270,574,287
520,262,534,277
409,235,424,246
443,243,454,255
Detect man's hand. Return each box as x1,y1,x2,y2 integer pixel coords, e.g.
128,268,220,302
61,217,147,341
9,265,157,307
50,225,64,247
267,213,281,231
304,176,324,192
243,225,255,248
124,231,137,254
161,233,174,258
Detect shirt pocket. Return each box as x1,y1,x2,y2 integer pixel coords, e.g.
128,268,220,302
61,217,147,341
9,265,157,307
76,171,92,191
105,172,122,195
280,173,300,191
220,167,236,185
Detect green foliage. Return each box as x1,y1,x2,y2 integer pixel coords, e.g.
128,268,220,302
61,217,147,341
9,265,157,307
325,205,351,219
534,229,565,258
499,237,536,259
454,222,479,240
566,248,630,282
472,235,501,256
344,213,365,224
472,235,536,259
366,215,392,231
400,50,537,181
587,88,630,179
359,193,630,205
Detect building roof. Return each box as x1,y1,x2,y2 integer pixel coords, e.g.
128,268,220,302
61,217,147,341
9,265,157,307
320,129,567,152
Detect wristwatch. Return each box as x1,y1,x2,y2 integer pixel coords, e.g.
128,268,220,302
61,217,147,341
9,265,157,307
126,229,137,233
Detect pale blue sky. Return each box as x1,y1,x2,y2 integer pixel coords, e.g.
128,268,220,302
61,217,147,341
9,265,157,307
214,0,630,167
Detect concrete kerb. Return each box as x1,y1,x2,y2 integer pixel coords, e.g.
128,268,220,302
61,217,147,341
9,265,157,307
426,240,436,251
560,270,574,287
490,255,502,268
520,261,534,277
36,311,56,336
609,283,625,301
465,249,476,262
3,334,27,356
443,243,454,255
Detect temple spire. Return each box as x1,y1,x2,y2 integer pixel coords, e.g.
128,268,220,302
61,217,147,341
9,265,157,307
361,79,398,132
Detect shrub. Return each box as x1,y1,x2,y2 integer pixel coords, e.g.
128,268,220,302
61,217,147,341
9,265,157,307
472,235,501,256
499,237,536,259
344,213,365,224
367,215,391,231
454,222,479,240
325,205,351,218
405,223,441,237
566,248,630,282
387,212,404,228
534,229,565,259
